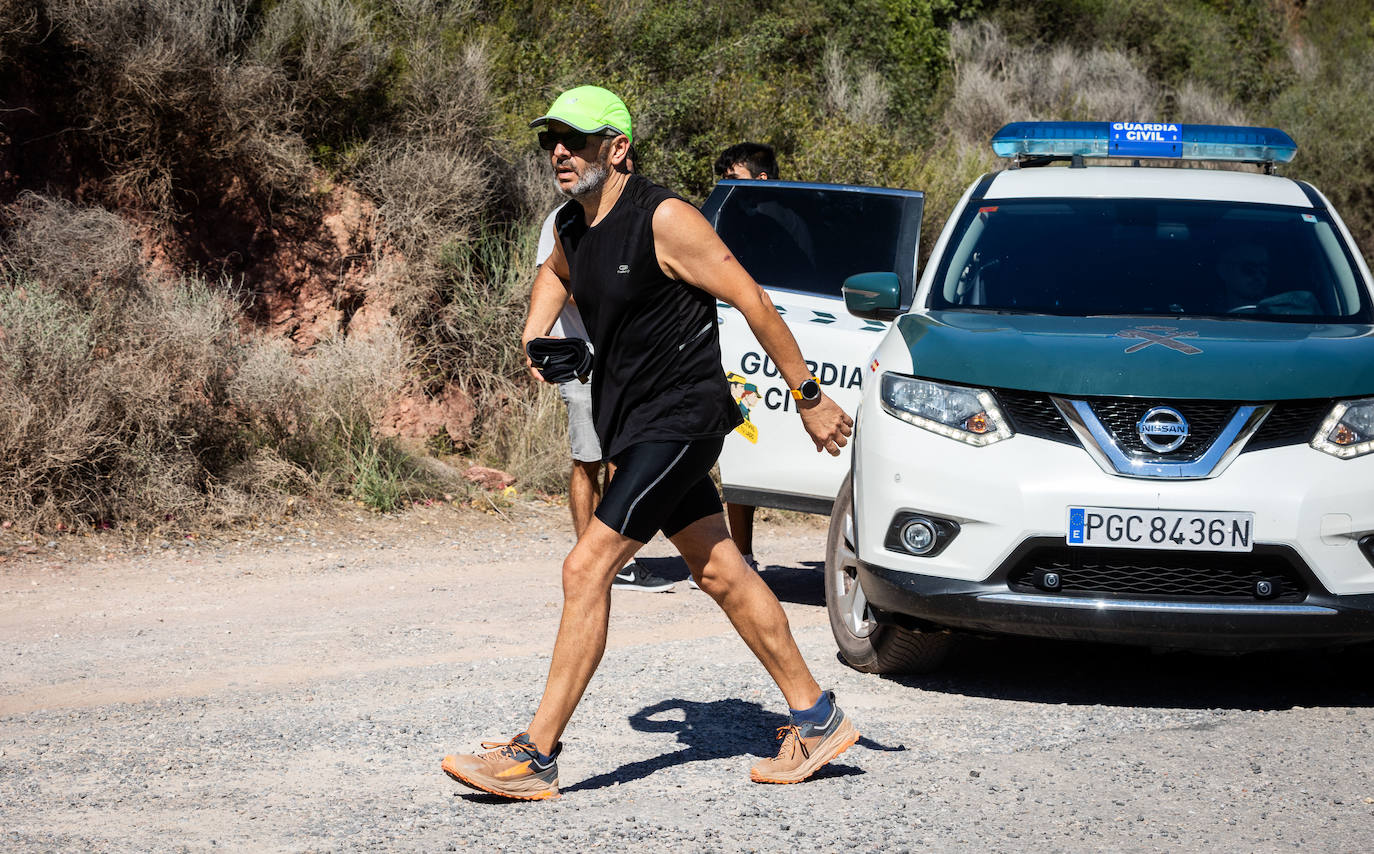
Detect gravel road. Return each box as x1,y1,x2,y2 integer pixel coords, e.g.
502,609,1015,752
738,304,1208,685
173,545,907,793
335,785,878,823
2,503,1373,852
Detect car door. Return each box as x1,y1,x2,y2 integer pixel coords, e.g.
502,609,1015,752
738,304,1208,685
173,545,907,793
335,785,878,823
701,180,924,512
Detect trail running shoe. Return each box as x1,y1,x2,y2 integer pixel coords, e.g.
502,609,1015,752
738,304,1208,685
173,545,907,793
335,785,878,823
612,562,674,592
750,693,860,784
441,732,560,800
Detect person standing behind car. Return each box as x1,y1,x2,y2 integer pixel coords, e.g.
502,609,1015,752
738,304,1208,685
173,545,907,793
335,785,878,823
535,146,673,593
709,141,785,577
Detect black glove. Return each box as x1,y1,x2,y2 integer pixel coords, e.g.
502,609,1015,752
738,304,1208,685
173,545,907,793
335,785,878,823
526,337,593,384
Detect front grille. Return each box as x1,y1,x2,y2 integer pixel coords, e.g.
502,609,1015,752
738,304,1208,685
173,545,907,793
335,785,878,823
994,389,1076,444
1088,399,1236,459
990,391,1332,455
1007,545,1308,602
1246,400,1330,452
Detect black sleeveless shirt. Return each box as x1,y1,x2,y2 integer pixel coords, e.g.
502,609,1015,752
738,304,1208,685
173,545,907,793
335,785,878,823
554,175,742,458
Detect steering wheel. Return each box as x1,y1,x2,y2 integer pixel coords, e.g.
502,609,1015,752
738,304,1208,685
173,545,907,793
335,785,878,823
1227,304,1260,314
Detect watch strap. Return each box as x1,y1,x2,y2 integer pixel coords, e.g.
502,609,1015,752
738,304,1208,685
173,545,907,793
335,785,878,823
790,377,821,400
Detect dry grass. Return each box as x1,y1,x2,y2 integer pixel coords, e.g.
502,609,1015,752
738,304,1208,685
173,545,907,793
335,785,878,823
229,325,437,510
948,20,1161,143
509,149,564,223
2,194,142,298
44,0,292,210
249,0,387,124
357,138,495,329
333,23,563,487
415,219,567,488
390,33,490,144
947,19,1251,142
469,380,569,495
0,197,245,528
1173,81,1247,126
0,194,439,529
822,43,891,127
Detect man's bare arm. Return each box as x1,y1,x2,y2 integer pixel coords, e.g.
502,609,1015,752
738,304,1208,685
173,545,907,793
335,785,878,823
521,237,574,382
652,199,853,455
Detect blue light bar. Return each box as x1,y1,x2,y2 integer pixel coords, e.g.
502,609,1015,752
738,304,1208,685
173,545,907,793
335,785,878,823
991,121,1297,164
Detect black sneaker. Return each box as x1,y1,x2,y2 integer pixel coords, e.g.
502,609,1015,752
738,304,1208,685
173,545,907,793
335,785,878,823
612,562,674,592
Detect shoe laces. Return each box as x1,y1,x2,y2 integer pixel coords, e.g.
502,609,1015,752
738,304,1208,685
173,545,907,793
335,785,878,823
479,735,536,762
773,724,811,760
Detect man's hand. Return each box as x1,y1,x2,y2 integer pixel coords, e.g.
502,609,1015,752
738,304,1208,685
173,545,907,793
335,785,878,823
798,394,854,456
521,334,548,383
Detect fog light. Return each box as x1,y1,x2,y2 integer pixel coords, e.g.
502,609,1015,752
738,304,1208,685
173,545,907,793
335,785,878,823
900,519,937,555
884,512,960,557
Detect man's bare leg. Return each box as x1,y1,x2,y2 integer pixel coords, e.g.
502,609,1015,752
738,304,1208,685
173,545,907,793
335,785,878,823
525,517,642,754
670,512,821,710
725,501,757,561
568,460,602,537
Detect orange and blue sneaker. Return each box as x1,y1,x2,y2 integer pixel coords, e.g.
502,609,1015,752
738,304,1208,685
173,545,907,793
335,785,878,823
750,692,859,784
441,732,561,800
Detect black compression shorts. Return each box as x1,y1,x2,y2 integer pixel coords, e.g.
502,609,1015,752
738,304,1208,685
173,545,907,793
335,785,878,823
594,437,725,543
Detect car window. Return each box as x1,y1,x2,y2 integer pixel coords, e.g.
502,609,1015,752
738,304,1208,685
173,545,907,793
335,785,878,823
711,185,918,298
931,197,1373,322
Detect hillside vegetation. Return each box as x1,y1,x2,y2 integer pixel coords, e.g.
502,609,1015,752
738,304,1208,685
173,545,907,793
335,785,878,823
1,0,1371,532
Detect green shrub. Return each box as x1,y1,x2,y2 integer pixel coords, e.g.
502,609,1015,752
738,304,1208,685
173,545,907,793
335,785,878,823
1266,0,1374,254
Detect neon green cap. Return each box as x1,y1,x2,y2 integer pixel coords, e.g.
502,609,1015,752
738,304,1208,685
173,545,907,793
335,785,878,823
529,85,633,143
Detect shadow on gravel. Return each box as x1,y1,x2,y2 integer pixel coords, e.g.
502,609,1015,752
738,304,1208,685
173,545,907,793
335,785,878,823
561,698,869,793
884,636,1374,711
634,557,826,607
759,561,825,607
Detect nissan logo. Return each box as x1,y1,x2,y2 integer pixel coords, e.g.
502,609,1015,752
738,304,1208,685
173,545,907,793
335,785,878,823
1137,406,1190,453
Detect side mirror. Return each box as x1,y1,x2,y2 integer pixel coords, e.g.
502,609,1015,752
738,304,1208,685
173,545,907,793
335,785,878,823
843,272,904,320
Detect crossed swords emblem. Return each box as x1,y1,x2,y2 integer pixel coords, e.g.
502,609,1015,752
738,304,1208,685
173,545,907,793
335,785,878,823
1116,325,1203,355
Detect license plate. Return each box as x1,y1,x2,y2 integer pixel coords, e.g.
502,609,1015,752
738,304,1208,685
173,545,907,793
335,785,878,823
1066,506,1255,552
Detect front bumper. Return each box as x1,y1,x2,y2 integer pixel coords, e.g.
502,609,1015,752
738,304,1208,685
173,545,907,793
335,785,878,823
859,549,1374,651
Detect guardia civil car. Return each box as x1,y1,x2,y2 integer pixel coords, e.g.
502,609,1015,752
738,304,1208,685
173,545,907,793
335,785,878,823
829,122,1374,672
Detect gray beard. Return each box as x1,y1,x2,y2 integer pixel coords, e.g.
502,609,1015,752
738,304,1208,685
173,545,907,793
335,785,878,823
558,160,610,199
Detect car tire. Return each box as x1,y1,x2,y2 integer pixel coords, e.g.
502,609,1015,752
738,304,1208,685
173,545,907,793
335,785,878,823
825,476,953,674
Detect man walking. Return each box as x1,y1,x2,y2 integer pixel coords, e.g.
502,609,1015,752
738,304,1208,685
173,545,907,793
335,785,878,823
441,86,857,800
535,147,673,593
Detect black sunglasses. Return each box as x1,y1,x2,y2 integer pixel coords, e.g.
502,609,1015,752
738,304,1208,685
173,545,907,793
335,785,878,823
537,129,612,152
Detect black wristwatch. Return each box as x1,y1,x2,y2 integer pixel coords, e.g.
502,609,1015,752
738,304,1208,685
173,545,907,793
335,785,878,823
790,377,822,402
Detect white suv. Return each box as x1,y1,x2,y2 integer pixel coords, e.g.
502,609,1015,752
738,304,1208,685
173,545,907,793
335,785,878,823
829,122,1374,672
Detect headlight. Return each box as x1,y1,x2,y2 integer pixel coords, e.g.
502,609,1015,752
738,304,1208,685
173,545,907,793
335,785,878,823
879,374,1014,446
1311,398,1374,459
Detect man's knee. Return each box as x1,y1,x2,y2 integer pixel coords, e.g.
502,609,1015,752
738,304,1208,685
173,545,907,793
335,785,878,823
562,551,596,589
561,539,625,594
570,460,600,485
680,539,744,597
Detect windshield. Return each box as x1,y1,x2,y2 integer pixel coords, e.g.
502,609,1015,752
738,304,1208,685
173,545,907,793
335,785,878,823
930,197,1372,322
711,184,920,299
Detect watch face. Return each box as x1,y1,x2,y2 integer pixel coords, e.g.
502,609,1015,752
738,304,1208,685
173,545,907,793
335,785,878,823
800,379,822,401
